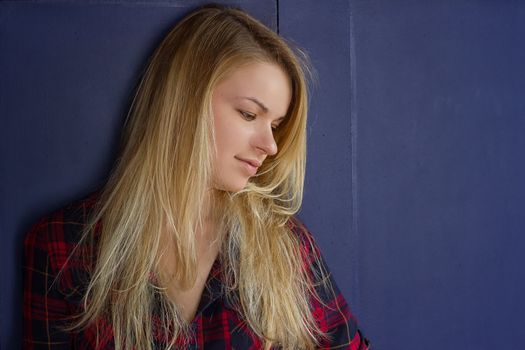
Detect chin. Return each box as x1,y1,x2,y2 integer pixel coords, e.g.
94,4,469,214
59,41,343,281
215,179,249,193
228,182,249,193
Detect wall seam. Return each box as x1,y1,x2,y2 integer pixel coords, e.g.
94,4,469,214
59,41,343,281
348,0,361,316
275,0,280,34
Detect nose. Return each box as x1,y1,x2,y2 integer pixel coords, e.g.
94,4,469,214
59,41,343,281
254,125,278,156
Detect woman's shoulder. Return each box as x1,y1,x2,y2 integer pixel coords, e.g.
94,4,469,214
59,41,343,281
23,191,101,283
286,216,323,263
25,191,100,246
286,216,372,349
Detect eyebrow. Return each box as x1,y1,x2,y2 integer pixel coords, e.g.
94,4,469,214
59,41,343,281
236,96,287,121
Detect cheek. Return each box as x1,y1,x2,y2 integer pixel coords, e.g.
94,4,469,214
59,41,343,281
213,116,235,159
213,109,250,158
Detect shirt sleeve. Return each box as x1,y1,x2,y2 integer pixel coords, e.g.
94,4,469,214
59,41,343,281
23,217,75,349
289,218,372,350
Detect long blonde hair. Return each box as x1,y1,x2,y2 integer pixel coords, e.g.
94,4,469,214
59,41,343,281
67,4,328,349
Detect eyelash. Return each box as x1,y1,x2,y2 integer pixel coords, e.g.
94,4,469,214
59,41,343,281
239,110,279,130
239,110,256,121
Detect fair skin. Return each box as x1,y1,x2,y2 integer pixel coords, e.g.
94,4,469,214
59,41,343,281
163,61,292,322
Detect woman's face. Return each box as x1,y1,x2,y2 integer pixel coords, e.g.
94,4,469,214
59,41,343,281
211,61,292,192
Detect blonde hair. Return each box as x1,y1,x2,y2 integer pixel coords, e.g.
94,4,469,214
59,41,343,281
66,4,328,349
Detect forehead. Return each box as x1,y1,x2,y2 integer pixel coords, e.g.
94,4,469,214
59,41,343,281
213,62,292,116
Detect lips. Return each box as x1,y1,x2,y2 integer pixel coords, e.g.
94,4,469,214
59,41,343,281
235,157,261,175
242,158,261,168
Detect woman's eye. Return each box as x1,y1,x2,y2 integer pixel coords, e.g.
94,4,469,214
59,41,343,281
239,110,256,121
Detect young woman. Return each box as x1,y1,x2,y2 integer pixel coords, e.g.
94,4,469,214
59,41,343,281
23,4,370,350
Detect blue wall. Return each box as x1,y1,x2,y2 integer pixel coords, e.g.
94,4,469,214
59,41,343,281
350,1,525,348
2,1,525,349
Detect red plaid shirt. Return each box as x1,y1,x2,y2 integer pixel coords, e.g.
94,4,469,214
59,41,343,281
23,193,371,349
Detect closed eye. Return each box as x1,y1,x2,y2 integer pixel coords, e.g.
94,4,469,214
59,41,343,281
239,110,256,121
272,119,285,131
239,109,282,131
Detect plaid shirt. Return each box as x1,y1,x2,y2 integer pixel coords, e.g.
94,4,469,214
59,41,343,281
23,193,371,349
